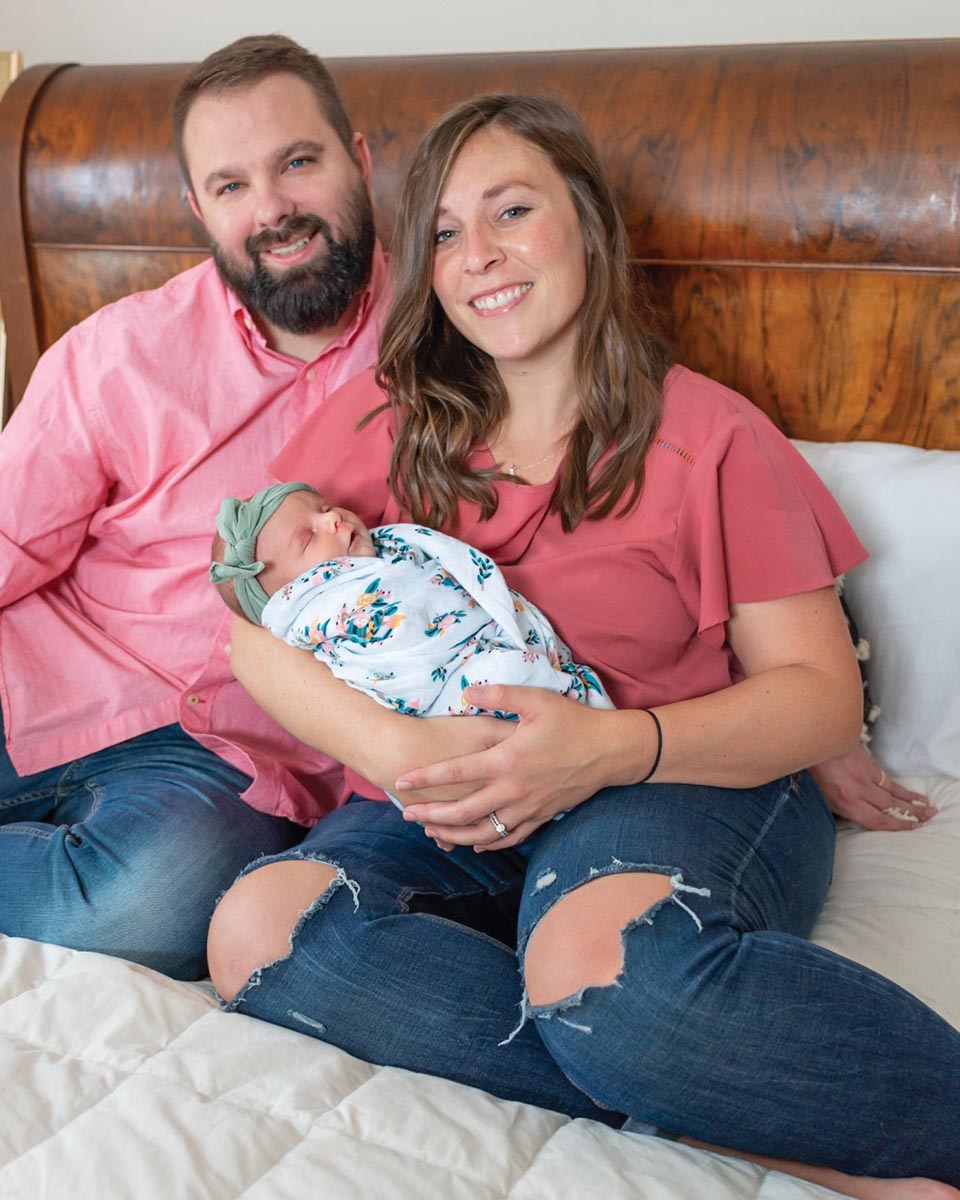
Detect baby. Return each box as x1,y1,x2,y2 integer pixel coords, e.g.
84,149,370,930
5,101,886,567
210,482,613,725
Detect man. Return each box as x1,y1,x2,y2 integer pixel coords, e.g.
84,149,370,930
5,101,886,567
0,35,389,979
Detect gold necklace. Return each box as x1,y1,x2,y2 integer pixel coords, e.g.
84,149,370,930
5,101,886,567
493,436,568,478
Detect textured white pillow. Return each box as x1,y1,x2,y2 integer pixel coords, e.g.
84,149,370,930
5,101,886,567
793,440,960,778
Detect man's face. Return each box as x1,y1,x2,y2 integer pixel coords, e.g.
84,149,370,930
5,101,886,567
184,73,375,337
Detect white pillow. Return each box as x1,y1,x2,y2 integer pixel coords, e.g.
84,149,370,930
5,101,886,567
792,440,960,779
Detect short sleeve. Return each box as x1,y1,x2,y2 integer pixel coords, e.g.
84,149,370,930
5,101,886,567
270,368,396,528
673,410,867,648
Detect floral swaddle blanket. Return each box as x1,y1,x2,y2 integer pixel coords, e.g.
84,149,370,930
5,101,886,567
261,524,612,720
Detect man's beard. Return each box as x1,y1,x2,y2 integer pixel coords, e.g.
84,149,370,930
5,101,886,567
212,187,376,336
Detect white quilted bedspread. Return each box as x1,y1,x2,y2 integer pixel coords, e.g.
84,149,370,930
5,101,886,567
2,776,957,1200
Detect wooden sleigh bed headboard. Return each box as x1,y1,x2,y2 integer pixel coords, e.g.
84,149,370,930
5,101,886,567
1,40,958,446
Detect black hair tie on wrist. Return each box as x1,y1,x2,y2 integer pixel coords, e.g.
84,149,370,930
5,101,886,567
639,709,663,783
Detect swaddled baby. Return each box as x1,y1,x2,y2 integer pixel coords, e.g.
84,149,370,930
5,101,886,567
210,482,612,725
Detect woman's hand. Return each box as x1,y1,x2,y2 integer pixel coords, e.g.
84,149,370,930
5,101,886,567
810,745,936,831
396,685,652,850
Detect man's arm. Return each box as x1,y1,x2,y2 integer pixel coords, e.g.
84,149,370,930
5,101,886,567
0,337,112,608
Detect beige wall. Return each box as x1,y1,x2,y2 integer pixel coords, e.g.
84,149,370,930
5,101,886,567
6,0,960,66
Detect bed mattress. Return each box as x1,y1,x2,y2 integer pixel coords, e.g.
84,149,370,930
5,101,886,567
2,775,956,1200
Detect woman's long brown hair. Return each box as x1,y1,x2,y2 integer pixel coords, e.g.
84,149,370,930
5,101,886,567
374,94,671,532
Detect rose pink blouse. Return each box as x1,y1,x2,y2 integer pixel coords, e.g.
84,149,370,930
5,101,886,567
273,363,866,796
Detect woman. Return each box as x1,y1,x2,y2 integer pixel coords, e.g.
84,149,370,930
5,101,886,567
209,95,960,1195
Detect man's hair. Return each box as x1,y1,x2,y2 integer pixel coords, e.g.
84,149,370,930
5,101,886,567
172,34,355,188
376,93,671,533
210,531,253,622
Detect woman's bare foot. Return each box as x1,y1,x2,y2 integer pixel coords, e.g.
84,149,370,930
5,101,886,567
678,1135,960,1200
819,1179,960,1200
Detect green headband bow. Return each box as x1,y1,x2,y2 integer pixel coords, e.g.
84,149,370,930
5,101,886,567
209,481,318,624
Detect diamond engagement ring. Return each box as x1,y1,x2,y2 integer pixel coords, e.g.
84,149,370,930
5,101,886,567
488,812,509,838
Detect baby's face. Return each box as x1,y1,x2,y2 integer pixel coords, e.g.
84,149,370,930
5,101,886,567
257,491,375,596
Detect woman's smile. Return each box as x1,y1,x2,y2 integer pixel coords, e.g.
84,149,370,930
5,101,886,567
468,282,534,313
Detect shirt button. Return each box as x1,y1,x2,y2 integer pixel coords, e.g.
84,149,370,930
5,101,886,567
306,369,316,381
186,693,202,706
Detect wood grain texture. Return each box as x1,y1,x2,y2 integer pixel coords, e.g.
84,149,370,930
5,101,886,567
330,43,960,270
22,64,206,249
0,63,72,414
1,42,958,445
647,264,960,446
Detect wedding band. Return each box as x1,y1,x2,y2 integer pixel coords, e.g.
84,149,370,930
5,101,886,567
877,770,889,790
488,812,509,838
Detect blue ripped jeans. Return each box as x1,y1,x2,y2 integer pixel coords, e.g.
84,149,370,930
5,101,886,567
0,714,301,979
225,775,960,1182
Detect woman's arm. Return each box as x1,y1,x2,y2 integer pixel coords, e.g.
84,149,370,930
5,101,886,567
228,617,514,799
648,583,864,785
396,585,864,847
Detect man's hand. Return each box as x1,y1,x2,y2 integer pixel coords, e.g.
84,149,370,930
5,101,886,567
811,745,936,830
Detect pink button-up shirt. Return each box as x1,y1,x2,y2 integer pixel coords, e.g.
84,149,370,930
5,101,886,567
0,249,389,823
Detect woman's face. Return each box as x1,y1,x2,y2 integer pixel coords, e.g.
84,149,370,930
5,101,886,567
431,126,588,381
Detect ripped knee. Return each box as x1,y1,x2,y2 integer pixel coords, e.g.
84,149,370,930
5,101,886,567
207,857,351,1003
522,869,710,1010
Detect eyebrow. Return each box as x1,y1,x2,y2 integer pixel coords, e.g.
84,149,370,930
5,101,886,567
436,179,535,218
202,139,327,195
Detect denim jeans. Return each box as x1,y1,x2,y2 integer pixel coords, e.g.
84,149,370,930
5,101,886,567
0,714,301,979
225,774,960,1182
